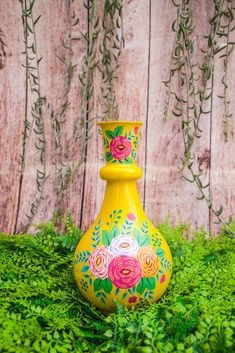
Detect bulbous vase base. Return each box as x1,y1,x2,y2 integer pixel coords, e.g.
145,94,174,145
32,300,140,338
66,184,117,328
74,121,172,312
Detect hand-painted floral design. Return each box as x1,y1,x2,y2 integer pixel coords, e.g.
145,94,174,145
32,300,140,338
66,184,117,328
127,213,136,221
160,274,166,283
88,246,112,279
102,125,140,164
75,210,172,306
137,246,159,277
110,136,132,160
108,255,142,289
109,235,139,257
134,126,139,134
128,296,138,304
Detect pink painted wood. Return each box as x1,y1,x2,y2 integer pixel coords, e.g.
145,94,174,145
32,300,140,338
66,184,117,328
15,0,87,232
0,0,234,234
210,8,235,234
0,1,26,233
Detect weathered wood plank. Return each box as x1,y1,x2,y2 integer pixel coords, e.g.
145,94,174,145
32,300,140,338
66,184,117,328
53,1,87,228
113,0,150,203
0,1,26,233
81,0,150,231
16,0,87,232
210,8,235,234
0,1,234,234
145,0,212,230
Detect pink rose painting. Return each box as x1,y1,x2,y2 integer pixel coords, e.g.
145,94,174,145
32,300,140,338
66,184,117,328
88,246,112,279
110,136,132,160
108,255,142,289
127,213,136,221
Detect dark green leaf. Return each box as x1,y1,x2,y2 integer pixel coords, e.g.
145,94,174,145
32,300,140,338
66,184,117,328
146,277,156,290
113,126,123,136
106,152,113,161
102,278,113,294
105,130,115,139
94,279,102,292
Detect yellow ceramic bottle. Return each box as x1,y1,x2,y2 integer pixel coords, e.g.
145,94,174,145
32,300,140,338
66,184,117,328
74,121,172,312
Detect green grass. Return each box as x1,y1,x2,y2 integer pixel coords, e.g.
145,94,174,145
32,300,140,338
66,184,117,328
0,220,234,353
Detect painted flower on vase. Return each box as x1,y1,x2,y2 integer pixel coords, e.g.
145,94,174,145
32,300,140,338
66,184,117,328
137,246,159,277
88,246,112,279
160,274,166,283
128,296,138,304
134,126,139,134
108,255,142,289
127,213,136,221
110,136,132,160
109,235,139,257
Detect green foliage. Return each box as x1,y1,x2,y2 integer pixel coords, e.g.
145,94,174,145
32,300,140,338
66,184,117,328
0,220,234,353
20,0,46,228
164,0,235,237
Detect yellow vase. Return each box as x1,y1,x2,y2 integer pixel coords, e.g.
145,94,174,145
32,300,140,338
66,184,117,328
74,121,172,312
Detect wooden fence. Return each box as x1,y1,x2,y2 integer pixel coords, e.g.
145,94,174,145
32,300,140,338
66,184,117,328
0,0,234,234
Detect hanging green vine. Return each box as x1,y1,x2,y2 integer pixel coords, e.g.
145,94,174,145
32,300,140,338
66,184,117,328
50,1,79,209
0,28,7,70
20,0,46,228
98,0,124,120
164,0,235,237
54,0,125,207
216,0,235,142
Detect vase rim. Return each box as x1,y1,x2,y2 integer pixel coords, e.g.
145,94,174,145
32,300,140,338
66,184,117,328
98,120,143,126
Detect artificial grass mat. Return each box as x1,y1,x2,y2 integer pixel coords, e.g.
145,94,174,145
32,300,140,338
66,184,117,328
0,221,234,353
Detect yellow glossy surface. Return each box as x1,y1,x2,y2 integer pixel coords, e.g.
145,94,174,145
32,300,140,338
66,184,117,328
74,121,172,312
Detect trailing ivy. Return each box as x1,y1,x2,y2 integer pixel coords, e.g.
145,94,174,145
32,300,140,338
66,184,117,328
20,0,47,229
52,0,125,209
98,0,125,120
51,1,80,210
164,0,235,237
0,219,234,352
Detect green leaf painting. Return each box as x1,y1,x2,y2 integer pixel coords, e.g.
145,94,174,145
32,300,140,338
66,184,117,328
106,151,113,161
81,265,89,272
133,228,151,246
110,226,119,239
105,130,115,139
137,277,156,295
94,278,113,294
156,247,165,258
113,126,123,136
102,230,110,246
102,226,119,246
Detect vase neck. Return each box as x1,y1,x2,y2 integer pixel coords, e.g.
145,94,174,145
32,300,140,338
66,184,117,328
99,180,144,218
98,121,142,167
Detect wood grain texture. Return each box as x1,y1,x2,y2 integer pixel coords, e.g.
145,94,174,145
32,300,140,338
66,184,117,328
144,0,212,230
16,0,87,232
16,0,70,231
0,1,26,233
53,1,87,228
114,0,150,202
210,12,235,234
80,0,150,231
0,0,234,234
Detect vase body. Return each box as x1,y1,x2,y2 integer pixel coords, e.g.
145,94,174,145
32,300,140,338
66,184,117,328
74,121,172,312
